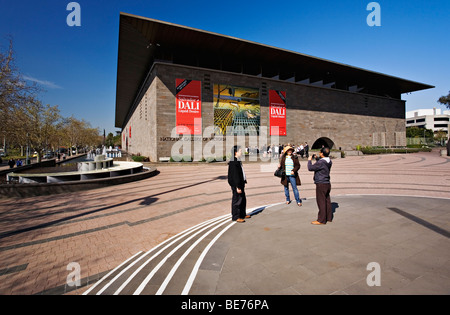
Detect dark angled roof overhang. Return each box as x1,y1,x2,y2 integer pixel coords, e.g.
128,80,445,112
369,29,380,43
115,12,434,129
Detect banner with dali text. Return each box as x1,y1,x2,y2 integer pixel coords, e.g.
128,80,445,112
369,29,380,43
176,79,202,135
269,90,286,136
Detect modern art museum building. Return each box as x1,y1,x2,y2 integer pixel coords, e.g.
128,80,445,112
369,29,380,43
115,13,433,162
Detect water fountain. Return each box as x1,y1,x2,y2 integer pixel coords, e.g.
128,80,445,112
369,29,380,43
1,151,157,197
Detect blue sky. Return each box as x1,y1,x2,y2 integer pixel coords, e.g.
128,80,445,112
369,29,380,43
1,0,449,134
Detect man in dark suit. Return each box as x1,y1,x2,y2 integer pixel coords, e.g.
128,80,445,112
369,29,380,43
228,145,250,222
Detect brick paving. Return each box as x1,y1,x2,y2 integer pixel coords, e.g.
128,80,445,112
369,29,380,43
0,149,449,294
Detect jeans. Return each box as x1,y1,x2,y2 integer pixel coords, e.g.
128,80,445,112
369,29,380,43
284,175,301,204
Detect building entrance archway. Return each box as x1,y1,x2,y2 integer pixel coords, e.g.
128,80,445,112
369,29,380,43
312,137,335,150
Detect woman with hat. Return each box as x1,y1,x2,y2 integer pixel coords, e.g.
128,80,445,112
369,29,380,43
279,145,302,206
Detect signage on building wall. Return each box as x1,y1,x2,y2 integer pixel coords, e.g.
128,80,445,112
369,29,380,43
269,90,286,136
176,79,202,135
213,84,260,135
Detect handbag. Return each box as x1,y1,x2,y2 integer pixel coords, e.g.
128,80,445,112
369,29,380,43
274,167,285,178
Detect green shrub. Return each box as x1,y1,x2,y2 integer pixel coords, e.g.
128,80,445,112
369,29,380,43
205,156,227,163
132,155,149,162
170,155,192,162
360,146,431,154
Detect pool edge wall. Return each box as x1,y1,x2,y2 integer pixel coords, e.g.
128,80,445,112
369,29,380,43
0,167,158,199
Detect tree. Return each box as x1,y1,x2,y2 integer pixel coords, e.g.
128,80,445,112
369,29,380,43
434,129,447,146
105,132,114,147
406,126,433,139
437,91,450,109
20,100,62,162
1,37,103,157
10,96,63,161
78,124,101,149
0,38,41,150
61,116,101,154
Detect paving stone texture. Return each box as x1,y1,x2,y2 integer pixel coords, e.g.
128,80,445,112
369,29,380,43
0,149,449,295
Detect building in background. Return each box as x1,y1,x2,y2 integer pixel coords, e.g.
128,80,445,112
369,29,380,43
406,108,450,134
115,13,433,161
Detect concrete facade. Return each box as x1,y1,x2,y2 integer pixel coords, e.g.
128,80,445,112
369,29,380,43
122,63,407,162
406,108,450,134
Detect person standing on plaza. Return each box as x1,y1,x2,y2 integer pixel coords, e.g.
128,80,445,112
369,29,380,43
279,145,302,206
447,138,450,156
274,144,279,158
307,147,333,225
228,145,250,223
8,158,15,168
299,143,305,158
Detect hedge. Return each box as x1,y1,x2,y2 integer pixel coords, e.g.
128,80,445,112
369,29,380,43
360,147,431,154
131,155,149,162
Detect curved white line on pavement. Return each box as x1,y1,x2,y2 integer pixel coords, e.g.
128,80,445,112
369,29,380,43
178,203,281,295
133,216,230,295
156,220,235,295
82,251,143,295
113,214,230,295
91,203,280,295
181,221,236,295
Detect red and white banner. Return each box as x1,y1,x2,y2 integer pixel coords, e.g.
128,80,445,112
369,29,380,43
176,79,202,135
269,90,286,136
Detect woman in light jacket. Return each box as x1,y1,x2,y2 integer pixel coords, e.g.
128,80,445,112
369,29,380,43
279,145,302,206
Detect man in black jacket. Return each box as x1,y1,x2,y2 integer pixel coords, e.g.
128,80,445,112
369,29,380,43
228,145,250,222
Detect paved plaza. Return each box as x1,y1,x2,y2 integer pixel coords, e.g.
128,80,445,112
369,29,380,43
0,150,449,295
